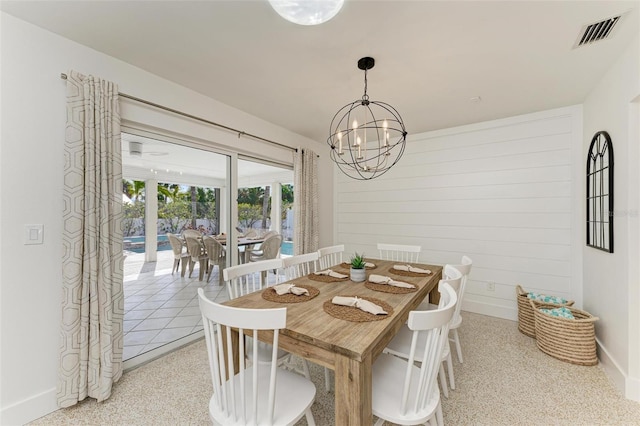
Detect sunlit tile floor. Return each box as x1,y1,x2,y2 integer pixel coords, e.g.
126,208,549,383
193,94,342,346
122,251,229,360
123,250,283,361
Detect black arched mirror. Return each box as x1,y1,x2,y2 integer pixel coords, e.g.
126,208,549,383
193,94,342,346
586,131,614,252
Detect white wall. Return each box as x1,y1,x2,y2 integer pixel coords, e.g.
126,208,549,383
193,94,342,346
583,32,640,400
336,105,583,321
0,13,333,424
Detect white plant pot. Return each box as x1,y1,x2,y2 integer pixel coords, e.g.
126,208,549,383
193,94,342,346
350,267,366,282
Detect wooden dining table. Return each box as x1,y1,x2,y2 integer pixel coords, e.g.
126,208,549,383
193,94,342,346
223,259,442,424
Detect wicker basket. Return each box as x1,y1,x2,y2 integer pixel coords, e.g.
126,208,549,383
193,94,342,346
516,285,573,338
530,300,599,366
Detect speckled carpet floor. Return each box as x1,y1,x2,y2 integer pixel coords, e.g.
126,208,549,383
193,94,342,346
31,312,640,425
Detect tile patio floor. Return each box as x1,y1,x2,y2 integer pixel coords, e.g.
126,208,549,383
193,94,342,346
123,250,226,360
123,250,283,361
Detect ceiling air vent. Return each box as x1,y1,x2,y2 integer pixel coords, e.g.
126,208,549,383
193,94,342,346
573,14,622,48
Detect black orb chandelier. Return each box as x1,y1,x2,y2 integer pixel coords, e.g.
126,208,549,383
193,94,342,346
327,57,407,180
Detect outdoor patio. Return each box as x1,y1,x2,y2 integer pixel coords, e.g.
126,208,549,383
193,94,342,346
123,250,223,360
123,249,286,361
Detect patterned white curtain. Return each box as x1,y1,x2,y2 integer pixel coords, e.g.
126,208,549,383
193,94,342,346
58,70,124,407
293,148,319,254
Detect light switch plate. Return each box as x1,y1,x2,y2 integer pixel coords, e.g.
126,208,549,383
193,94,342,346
24,224,44,245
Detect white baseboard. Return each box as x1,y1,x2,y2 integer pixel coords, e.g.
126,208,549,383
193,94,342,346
462,299,518,321
1,333,205,426
627,376,640,402
0,387,58,426
596,337,640,402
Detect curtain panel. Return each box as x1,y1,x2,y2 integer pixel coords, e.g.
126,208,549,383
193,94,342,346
293,148,319,255
58,71,124,407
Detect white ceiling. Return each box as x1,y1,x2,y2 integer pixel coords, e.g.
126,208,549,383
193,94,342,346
2,1,638,145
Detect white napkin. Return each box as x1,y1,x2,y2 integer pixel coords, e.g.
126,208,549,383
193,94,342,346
315,269,348,279
393,264,431,274
368,274,415,289
273,283,309,296
332,296,388,315
365,262,376,268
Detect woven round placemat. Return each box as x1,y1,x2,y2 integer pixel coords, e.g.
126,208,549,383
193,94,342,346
365,281,417,294
261,285,319,303
323,296,394,322
339,262,377,270
388,267,431,277
308,273,349,283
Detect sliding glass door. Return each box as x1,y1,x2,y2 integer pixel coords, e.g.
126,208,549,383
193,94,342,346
237,158,294,257
121,132,232,365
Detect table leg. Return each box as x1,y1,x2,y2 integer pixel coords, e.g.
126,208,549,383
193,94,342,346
334,352,372,425
221,326,240,380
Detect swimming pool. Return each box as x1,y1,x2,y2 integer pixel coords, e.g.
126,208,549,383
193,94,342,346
123,235,171,253
281,241,293,256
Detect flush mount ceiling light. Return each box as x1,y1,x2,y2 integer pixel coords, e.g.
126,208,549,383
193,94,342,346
268,0,344,25
327,57,408,180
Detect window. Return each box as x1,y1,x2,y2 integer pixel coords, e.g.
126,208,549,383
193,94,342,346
586,131,614,252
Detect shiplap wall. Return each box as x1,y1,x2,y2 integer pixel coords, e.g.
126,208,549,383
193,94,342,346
335,106,582,320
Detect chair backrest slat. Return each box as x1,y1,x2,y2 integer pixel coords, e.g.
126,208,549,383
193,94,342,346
402,283,457,416
317,244,344,269
198,288,287,425
283,252,319,280
377,243,421,263
223,259,284,300
448,256,473,323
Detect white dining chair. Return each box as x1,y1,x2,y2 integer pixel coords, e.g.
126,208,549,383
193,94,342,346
449,255,473,363
377,243,421,263
197,288,316,426
223,259,312,379
317,244,344,269
372,282,457,426
384,266,463,398
416,256,473,364
224,259,284,300
281,252,334,391
282,252,319,281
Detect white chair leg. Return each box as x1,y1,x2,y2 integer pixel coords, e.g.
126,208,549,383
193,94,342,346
324,367,331,392
438,364,449,398
446,351,455,390
188,260,194,278
374,417,384,426
301,358,311,380
304,408,316,426
452,329,463,363
435,401,444,426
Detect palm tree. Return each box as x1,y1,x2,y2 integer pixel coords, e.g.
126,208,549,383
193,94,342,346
190,185,197,228
123,179,145,201
261,185,270,229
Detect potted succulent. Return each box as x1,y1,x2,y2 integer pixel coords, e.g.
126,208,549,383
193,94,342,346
350,252,367,282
